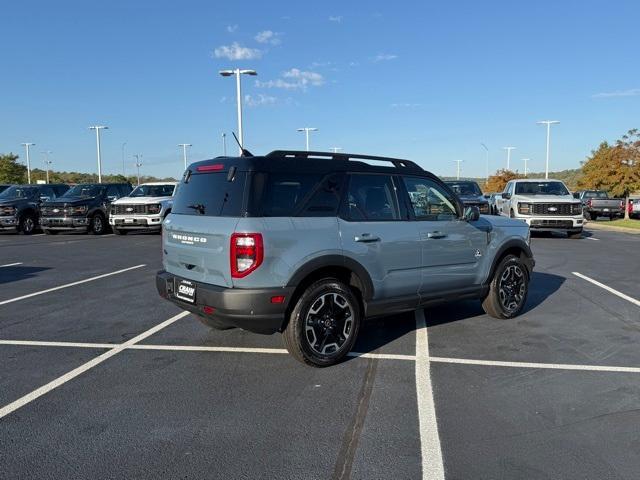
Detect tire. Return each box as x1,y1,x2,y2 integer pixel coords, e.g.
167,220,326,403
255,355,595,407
584,211,593,221
196,315,235,330
282,278,361,367
43,229,58,235
113,227,127,235
482,254,529,319
18,213,36,235
568,229,583,239
88,214,107,235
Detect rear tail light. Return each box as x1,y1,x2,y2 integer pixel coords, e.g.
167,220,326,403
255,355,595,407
230,233,263,278
587,199,592,207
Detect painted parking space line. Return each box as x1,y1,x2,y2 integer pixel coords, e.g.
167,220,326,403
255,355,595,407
0,311,189,420
0,262,22,268
430,356,640,373
586,237,600,241
415,310,445,480
0,264,146,306
0,339,116,349
572,271,640,307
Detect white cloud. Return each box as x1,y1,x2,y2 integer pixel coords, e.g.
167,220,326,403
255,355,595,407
255,30,282,45
226,24,238,33
592,88,640,98
256,68,325,90
213,42,262,60
244,94,277,107
373,53,398,62
329,15,342,22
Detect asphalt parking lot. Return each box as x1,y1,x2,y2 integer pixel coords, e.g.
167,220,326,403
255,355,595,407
0,228,639,479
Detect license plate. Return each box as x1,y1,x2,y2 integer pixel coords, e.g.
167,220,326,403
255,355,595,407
124,218,135,223
603,208,609,212
175,279,196,303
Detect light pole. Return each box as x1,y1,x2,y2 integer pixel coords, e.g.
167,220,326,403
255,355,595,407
222,133,227,156
297,127,318,151
480,143,489,184
537,120,560,180
453,160,463,180
330,147,342,153
178,143,192,170
522,158,530,177
89,125,108,182
121,142,127,177
21,143,35,184
133,154,143,186
219,69,257,155
503,146,516,170
41,150,52,183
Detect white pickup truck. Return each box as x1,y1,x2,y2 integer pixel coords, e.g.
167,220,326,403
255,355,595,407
109,182,177,235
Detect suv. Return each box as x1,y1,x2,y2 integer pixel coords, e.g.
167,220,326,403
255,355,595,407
109,182,177,235
445,180,490,215
156,151,534,367
40,183,132,235
0,184,70,234
499,179,583,238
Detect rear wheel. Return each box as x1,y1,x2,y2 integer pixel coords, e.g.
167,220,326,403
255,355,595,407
283,278,361,367
18,213,36,235
88,214,107,235
482,254,529,319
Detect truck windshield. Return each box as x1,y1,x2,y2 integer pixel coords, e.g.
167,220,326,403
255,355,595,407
515,182,569,196
447,182,482,196
0,186,38,200
129,184,175,197
61,185,105,198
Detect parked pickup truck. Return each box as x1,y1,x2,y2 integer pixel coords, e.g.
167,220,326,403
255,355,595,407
109,182,177,234
573,190,624,220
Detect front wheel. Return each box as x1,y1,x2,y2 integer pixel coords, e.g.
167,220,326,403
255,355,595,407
283,278,361,367
88,214,107,235
482,254,529,319
19,213,36,235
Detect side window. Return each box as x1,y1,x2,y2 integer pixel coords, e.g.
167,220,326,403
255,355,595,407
39,186,55,200
342,174,400,221
402,176,458,221
298,174,344,217
262,173,322,217
106,185,121,200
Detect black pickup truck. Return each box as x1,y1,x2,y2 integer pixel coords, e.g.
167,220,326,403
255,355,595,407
40,183,132,234
445,180,491,214
0,184,70,234
573,190,624,220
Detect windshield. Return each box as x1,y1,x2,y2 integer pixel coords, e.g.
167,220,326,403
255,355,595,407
0,186,38,200
584,191,608,199
129,184,175,197
61,185,105,198
515,181,569,196
447,182,482,196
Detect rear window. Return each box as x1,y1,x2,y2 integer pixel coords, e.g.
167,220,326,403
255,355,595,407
172,172,246,217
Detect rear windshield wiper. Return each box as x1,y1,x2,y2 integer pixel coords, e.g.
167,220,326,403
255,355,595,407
187,203,206,214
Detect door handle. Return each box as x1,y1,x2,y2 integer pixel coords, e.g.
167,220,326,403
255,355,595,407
426,231,447,239
355,233,380,243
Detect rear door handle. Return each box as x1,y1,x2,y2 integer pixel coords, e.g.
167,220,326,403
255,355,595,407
355,233,380,243
426,231,447,239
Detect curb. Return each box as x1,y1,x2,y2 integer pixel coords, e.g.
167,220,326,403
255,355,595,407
585,222,640,235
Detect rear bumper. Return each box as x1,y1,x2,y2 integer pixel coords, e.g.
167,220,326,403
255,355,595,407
40,216,89,230
155,270,294,334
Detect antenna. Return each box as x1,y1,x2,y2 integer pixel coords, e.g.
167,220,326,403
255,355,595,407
231,132,253,157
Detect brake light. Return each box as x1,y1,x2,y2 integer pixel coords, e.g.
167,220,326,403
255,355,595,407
587,199,592,207
197,164,224,172
230,233,263,278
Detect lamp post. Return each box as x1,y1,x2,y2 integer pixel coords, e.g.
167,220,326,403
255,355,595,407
222,133,227,156
537,120,560,179
297,127,318,151
480,143,489,185
178,143,192,170
330,147,342,153
121,142,127,177
503,146,516,170
21,143,35,184
453,160,463,180
133,154,143,186
41,150,52,183
89,125,108,182
522,158,530,177
219,69,257,155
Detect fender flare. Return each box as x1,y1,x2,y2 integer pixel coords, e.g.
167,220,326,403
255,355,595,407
485,238,534,286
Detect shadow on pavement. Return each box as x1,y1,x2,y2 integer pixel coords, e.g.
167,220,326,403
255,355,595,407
0,266,51,284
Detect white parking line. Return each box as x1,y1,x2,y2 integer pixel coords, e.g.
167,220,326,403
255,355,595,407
586,237,600,241
415,310,445,480
0,340,115,349
0,262,22,268
573,271,640,307
0,311,189,420
0,264,146,306
430,356,640,373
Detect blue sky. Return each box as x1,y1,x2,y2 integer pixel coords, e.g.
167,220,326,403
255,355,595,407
1,0,639,180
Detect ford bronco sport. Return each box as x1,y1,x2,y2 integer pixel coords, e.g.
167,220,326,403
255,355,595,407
157,151,534,367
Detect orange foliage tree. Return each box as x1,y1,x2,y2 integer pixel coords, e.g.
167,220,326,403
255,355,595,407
484,169,524,193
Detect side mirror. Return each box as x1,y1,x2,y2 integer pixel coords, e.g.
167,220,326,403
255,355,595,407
106,195,117,202
483,194,490,199
464,206,480,222
502,193,512,200
39,196,50,202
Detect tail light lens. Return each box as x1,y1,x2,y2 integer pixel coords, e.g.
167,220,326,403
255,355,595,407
230,233,263,278
587,199,592,207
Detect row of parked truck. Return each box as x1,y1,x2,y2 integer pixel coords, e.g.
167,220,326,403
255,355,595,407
0,182,176,235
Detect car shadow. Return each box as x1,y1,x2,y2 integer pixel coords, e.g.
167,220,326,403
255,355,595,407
0,266,51,284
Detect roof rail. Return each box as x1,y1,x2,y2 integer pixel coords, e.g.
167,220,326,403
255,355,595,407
265,150,423,171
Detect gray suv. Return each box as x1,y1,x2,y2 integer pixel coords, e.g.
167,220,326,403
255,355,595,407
156,151,534,366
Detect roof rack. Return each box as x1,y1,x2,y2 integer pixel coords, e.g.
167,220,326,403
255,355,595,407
266,150,423,171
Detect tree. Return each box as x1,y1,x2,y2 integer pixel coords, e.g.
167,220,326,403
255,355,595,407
485,169,524,193
0,153,27,184
579,130,640,219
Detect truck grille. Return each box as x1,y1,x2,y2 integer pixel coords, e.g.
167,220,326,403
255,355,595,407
531,203,573,216
112,204,150,215
41,205,84,217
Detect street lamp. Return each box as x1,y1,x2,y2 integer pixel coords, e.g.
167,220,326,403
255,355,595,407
522,158,530,177
121,142,127,177
503,146,516,170
89,125,108,182
219,69,257,155
480,143,489,184
453,160,463,180
21,143,35,184
536,120,560,180
133,154,143,186
222,133,227,156
297,127,318,151
330,147,342,153
41,150,52,184
178,143,192,170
